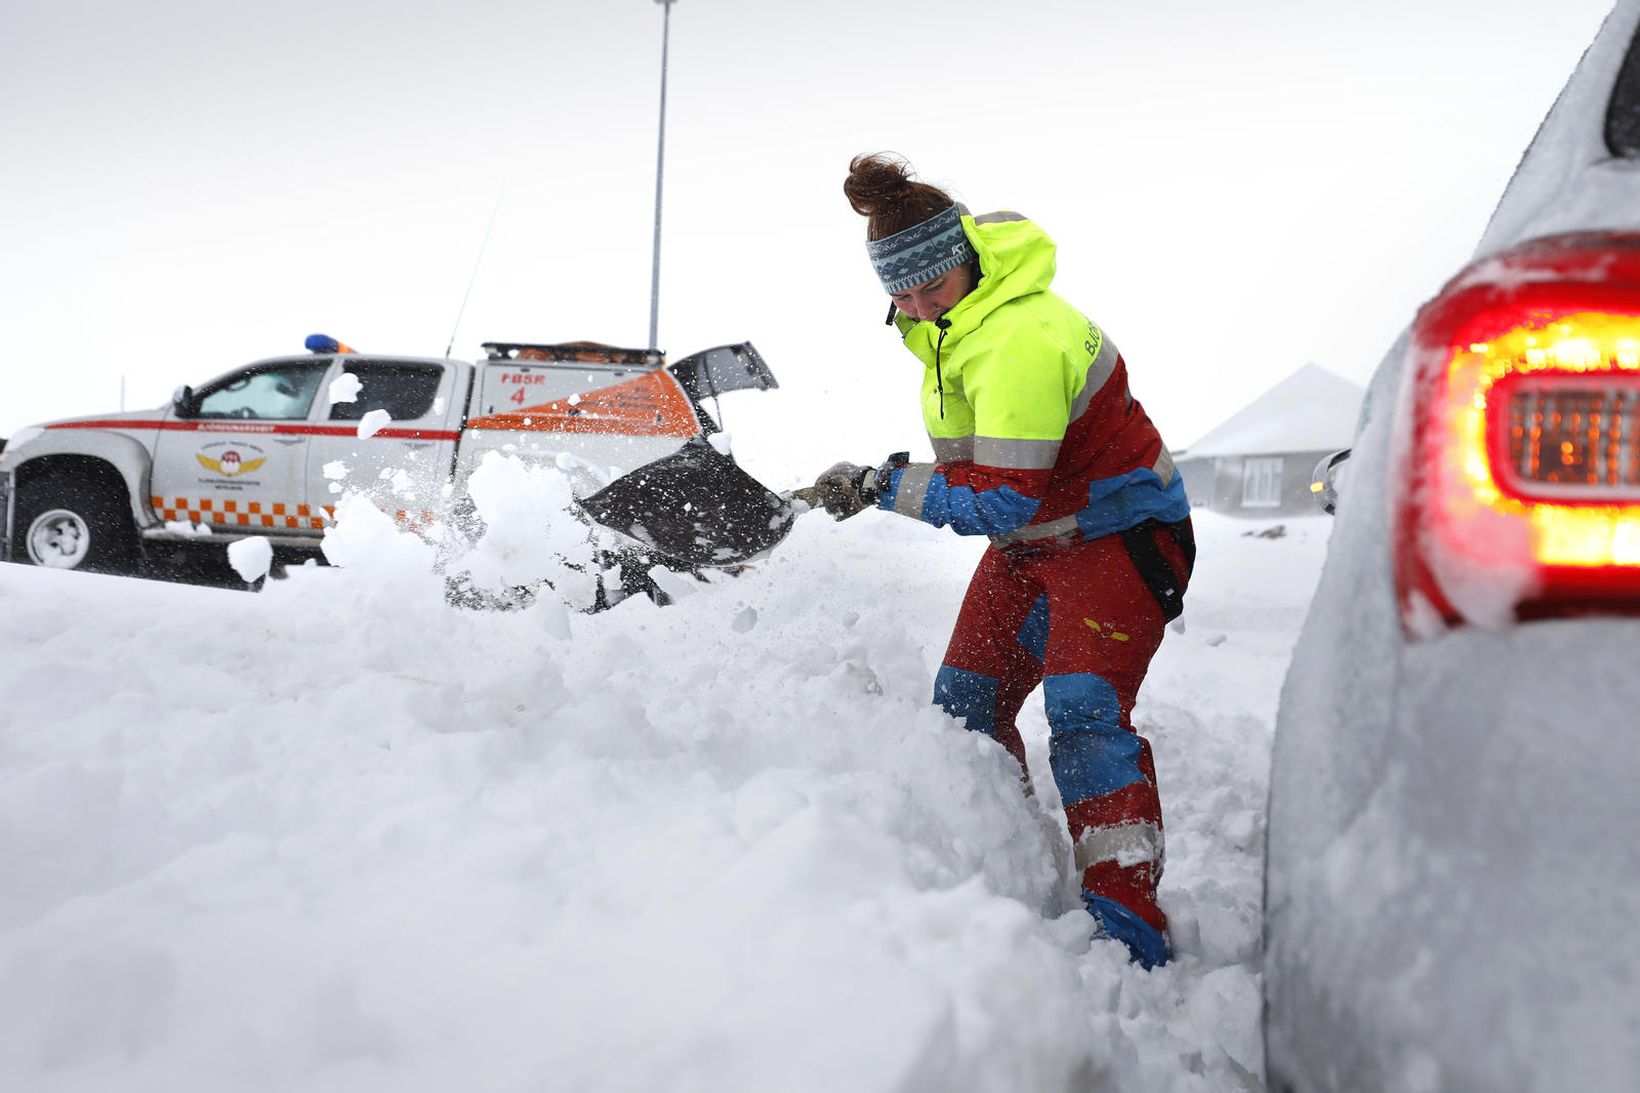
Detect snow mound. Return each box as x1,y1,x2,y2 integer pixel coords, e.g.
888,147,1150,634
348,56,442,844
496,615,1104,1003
0,498,1328,1091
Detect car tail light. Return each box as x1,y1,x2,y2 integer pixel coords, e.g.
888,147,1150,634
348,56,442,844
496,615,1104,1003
1395,232,1640,635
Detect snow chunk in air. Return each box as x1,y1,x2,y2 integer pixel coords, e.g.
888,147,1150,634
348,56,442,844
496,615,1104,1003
357,409,391,438
226,536,274,582
327,372,362,405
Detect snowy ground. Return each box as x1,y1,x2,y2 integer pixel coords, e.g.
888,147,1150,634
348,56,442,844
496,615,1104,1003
0,477,1328,1093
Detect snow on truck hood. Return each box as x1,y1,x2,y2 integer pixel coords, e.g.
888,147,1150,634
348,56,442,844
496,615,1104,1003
1,407,167,452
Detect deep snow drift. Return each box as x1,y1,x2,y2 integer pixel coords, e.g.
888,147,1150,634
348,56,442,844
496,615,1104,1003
0,466,1327,1092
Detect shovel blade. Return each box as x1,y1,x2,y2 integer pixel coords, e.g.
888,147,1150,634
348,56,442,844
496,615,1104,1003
581,438,794,568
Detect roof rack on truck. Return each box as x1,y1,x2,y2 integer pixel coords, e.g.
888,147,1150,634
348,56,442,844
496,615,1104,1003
481,342,665,368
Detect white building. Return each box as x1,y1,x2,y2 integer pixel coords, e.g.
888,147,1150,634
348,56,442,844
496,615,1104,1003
1174,364,1364,517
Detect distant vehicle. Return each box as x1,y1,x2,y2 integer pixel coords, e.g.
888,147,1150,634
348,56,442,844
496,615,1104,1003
0,336,777,601
1306,448,1349,516
1264,4,1640,1092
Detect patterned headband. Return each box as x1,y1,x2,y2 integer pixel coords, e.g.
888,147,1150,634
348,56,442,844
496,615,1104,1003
866,204,975,294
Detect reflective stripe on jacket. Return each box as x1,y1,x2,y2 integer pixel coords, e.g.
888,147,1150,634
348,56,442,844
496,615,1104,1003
877,211,1188,543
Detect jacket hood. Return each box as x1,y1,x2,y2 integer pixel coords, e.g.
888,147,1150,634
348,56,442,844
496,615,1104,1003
898,212,1057,363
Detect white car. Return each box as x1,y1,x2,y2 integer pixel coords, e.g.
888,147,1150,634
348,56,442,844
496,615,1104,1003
1264,3,1640,1090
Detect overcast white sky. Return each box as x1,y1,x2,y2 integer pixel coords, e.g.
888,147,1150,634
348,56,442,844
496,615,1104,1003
0,0,1619,470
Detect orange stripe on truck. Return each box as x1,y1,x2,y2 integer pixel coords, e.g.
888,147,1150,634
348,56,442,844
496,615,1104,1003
151,499,337,529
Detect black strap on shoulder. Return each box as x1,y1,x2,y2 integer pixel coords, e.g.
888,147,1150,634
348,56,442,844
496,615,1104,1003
1119,518,1194,622
1172,517,1197,573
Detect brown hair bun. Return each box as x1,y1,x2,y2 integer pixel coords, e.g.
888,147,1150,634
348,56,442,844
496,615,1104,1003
844,153,955,241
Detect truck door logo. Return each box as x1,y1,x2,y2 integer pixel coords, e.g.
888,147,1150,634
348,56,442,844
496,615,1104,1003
196,443,267,478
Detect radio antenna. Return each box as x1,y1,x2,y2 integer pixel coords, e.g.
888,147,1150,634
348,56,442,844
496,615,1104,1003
648,0,677,351
445,189,506,359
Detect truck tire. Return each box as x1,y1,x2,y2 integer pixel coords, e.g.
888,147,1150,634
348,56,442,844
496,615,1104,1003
13,472,138,574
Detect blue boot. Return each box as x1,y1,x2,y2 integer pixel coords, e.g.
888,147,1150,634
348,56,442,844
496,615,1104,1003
1083,891,1170,969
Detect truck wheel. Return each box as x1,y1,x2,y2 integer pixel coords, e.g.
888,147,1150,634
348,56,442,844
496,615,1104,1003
14,474,137,573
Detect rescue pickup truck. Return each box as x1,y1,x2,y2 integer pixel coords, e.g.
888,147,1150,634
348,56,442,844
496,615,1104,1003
0,336,777,576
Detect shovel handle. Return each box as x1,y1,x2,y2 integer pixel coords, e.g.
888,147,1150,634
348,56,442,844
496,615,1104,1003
787,486,824,511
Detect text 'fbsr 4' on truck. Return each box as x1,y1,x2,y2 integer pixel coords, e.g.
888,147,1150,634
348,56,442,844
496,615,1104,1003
0,336,778,586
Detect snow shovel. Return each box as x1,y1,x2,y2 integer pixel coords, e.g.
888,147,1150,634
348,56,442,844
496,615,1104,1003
579,437,802,568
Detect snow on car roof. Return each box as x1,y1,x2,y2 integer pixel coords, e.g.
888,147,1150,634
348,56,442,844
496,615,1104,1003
1475,0,1640,259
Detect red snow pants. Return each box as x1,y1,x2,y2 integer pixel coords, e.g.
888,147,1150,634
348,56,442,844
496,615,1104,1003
932,523,1190,954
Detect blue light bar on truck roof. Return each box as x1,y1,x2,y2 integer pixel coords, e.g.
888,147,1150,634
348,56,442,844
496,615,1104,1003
305,334,356,354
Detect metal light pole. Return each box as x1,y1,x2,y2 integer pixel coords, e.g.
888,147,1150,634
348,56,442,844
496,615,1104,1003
648,0,677,352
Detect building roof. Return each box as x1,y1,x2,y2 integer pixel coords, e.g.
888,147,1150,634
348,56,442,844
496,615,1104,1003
1181,363,1364,458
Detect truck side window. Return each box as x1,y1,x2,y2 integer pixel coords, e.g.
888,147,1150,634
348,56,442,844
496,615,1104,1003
195,362,330,420
329,362,444,422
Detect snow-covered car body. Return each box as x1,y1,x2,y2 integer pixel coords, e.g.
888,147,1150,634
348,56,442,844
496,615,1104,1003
1264,5,1640,1092
0,338,775,573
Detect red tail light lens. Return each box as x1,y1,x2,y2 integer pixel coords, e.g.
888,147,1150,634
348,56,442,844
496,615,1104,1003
1395,233,1640,635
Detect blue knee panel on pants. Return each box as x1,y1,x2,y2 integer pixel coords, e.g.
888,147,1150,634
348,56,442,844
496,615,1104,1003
933,665,998,738
1044,673,1144,805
